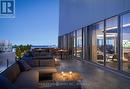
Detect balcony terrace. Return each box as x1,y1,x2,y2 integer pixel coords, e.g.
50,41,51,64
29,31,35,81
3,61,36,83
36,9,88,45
0,48,130,89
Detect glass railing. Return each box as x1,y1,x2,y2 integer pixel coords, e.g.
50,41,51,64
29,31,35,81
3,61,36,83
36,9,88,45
0,52,16,73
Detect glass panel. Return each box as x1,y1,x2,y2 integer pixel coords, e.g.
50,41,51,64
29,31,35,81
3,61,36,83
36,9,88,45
121,13,130,73
76,29,82,58
63,35,68,50
96,22,104,65
73,31,77,57
61,36,64,49
67,33,73,59
59,36,63,49
91,21,104,65
83,27,87,60
70,32,73,58
0,41,15,73
106,16,118,69
88,26,92,60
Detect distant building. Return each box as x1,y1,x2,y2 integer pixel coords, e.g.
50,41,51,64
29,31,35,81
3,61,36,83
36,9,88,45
31,45,57,49
0,40,12,52
0,40,15,72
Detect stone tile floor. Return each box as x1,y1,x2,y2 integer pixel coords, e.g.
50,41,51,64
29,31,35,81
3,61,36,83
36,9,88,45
57,60,130,89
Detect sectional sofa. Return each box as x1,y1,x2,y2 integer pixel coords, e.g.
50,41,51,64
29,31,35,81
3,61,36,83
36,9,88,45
0,59,82,89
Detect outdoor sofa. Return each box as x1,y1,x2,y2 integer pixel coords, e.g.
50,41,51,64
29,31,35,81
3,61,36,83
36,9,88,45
0,59,82,89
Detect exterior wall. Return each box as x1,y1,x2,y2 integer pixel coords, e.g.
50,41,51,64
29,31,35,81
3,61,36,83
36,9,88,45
59,0,130,76
59,0,130,36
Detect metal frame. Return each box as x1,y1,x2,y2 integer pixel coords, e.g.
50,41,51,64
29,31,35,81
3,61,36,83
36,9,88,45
81,28,84,60
82,26,87,60
104,20,106,66
117,15,121,70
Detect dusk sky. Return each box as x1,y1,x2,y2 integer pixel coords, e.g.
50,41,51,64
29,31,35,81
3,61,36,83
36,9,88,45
0,0,59,45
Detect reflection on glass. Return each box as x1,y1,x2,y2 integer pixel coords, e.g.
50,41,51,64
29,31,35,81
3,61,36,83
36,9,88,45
83,27,87,60
69,33,73,57
121,13,130,73
63,35,67,50
76,29,82,58
73,31,76,57
96,22,104,65
92,21,104,65
106,16,118,69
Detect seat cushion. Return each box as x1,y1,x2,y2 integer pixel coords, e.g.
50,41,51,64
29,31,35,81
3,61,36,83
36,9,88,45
0,75,17,89
40,60,55,67
14,67,57,89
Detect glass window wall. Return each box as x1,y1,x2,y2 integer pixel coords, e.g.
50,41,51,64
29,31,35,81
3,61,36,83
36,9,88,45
91,21,105,65
76,29,83,59
73,31,77,57
59,11,130,74
105,16,118,69
83,27,87,60
121,13,130,73
63,35,68,50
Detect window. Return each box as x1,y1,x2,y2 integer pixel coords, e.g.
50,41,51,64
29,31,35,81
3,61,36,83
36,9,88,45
58,36,62,48
73,31,77,57
105,16,118,69
121,13,130,73
83,27,87,60
76,29,82,58
67,33,73,58
91,21,105,65
63,35,68,50
96,21,105,65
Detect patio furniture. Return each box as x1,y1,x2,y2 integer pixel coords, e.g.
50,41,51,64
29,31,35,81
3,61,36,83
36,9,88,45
38,71,83,89
0,60,83,89
0,59,57,89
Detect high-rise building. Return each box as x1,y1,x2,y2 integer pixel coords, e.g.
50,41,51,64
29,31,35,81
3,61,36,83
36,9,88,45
59,0,130,75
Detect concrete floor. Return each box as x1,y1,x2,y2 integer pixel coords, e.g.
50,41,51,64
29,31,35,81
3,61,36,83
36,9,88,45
57,60,130,89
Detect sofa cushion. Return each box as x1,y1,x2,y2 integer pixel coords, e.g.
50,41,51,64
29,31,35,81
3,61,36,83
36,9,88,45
0,75,17,89
18,60,31,71
40,60,55,67
25,60,55,67
25,60,39,67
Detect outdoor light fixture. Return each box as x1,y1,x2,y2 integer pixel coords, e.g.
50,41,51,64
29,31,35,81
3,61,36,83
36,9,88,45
55,58,57,61
61,71,64,75
69,71,72,75
61,71,65,77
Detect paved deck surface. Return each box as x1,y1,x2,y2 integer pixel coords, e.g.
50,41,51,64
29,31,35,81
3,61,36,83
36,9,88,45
57,60,130,89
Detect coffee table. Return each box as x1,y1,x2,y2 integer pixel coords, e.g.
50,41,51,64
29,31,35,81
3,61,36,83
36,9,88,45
38,71,85,89
53,72,82,81
39,71,82,81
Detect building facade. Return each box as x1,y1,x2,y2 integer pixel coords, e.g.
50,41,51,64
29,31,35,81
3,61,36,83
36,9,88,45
0,40,12,52
0,40,15,73
59,0,130,75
